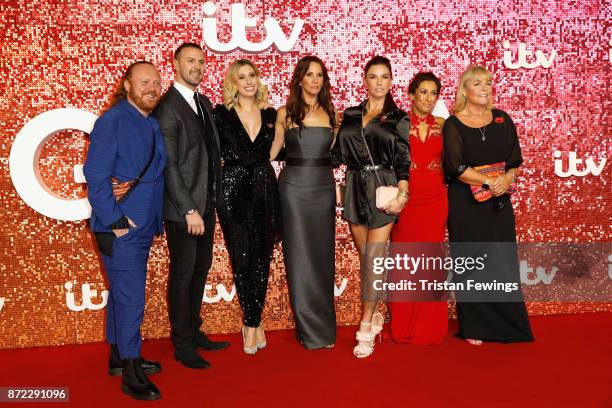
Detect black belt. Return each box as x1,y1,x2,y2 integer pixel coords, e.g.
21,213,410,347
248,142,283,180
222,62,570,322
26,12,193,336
286,157,332,167
348,164,392,171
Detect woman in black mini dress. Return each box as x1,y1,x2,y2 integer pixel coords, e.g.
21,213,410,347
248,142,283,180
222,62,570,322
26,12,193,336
332,56,411,358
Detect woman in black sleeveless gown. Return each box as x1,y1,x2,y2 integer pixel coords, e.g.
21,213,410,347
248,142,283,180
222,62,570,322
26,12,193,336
443,65,533,344
271,56,338,349
214,60,280,354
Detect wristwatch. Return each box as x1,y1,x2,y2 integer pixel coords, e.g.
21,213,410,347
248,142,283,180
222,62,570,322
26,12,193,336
186,209,197,215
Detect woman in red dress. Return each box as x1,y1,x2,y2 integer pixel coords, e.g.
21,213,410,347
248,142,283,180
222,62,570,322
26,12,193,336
387,72,448,345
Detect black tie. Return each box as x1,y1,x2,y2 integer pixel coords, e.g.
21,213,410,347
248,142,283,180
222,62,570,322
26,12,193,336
193,92,205,124
193,92,217,208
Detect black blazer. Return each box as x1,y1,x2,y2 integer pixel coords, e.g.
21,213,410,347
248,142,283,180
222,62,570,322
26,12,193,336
154,85,222,222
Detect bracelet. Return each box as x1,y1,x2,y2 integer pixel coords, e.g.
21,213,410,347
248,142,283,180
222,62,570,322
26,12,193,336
396,195,408,205
397,189,409,199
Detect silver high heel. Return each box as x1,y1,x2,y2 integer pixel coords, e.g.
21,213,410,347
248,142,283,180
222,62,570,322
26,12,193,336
241,326,258,355
256,323,267,350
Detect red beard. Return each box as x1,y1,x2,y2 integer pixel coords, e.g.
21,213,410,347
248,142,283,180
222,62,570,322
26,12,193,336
129,90,159,112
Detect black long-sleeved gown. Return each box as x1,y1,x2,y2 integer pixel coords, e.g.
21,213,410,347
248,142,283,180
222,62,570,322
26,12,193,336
443,109,534,343
213,105,280,328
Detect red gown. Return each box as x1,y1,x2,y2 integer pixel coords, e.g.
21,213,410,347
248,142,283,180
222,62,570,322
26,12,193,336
387,113,448,345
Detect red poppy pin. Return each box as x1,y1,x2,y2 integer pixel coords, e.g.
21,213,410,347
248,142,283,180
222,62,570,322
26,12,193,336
380,115,387,122
495,117,504,124
267,122,274,128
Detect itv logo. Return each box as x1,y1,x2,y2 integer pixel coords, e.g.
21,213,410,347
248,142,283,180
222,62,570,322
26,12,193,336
202,2,304,52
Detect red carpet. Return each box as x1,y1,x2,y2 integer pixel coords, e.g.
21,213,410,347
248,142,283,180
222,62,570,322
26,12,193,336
1,313,611,408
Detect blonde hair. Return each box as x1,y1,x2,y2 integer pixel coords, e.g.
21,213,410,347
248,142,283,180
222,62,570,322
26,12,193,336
223,59,269,110
453,65,494,113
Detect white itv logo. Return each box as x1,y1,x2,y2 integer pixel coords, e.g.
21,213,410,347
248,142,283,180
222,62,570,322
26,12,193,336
202,2,304,52
202,278,349,303
553,151,606,177
502,40,557,69
520,260,558,285
64,281,108,311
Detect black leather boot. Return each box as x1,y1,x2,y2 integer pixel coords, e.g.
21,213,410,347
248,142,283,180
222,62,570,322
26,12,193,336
108,344,161,376
121,358,161,401
174,348,211,369
194,331,230,351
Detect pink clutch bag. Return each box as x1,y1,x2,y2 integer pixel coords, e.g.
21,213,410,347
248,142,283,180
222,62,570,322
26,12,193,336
470,162,516,202
376,186,399,210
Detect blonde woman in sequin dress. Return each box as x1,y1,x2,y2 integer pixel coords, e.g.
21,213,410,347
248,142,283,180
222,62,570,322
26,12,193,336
213,60,281,355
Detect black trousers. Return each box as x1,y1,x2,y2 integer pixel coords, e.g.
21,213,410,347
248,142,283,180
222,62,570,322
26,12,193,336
165,209,216,352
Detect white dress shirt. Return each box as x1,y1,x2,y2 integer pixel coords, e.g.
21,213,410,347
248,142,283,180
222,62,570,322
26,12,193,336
173,81,199,115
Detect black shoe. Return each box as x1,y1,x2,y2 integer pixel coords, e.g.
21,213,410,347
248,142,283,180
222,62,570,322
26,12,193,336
174,349,211,369
121,358,161,401
108,344,161,376
194,331,230,351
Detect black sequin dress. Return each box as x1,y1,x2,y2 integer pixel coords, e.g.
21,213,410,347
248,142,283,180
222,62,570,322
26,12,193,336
213,105,281,328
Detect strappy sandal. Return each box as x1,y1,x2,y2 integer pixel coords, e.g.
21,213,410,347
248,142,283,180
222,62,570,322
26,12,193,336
353,322,376,358
371,312,384,338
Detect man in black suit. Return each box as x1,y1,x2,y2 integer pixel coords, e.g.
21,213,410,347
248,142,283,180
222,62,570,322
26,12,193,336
154,42,229,369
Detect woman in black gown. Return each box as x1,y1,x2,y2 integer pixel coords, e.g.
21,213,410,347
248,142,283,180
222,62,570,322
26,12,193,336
213,59,280,354
332,56,411,358
443,65,533,345
270,56,338,349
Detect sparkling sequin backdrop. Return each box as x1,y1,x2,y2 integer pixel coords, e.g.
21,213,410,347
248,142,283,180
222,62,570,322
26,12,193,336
0,0,610,349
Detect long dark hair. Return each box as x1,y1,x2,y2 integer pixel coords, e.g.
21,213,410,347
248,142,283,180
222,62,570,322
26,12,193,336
285,56,336,128
107,60,155,110
364,56,398,114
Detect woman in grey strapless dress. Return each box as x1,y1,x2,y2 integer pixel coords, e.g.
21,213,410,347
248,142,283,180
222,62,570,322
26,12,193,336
279,126,336,349
271,56,338,349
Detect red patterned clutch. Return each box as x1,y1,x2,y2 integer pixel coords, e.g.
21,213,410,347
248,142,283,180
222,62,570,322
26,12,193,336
470,162,516,202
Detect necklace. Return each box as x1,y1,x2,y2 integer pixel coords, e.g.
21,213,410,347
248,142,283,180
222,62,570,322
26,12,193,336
478,126,486,142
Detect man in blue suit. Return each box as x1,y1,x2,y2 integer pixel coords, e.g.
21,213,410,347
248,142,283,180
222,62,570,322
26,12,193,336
84,61,166,401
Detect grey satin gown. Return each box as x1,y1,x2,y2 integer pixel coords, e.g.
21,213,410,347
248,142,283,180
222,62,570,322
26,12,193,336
279,126,336,349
